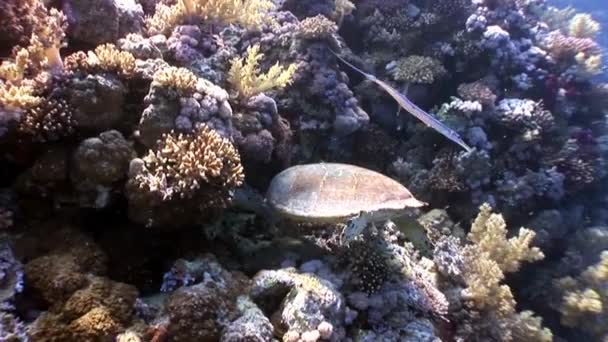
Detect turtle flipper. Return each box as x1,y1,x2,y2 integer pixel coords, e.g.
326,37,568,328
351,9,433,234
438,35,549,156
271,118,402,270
342,212,370,244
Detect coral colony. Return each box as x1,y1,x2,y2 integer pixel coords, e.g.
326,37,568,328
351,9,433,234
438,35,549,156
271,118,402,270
0,0,607,341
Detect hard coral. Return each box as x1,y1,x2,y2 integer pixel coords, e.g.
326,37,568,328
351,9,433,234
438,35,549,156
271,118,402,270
18,98,76,142
152,66,198,96
568,13,601,39
455,204,551,341
131,124,244,201
390,55,447,84
297,15,339,41
147,0,275,36
228,44,298,100
86,44,138,78
558,251,608,341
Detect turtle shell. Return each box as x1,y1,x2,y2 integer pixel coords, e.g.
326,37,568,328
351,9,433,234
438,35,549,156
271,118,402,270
266,163,425,223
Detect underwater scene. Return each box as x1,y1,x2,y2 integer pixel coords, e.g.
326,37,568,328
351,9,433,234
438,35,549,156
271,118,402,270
0,0,607,341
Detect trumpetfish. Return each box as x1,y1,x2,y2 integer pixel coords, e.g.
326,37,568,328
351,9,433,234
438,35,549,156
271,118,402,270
331,50,473,153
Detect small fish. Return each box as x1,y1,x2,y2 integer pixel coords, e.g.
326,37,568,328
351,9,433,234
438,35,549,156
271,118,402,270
331,50,473,153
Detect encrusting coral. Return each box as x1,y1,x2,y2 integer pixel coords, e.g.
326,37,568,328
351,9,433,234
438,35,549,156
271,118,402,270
228,44,298,100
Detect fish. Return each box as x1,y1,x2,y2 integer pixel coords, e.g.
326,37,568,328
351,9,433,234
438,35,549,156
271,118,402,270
330,50,473,153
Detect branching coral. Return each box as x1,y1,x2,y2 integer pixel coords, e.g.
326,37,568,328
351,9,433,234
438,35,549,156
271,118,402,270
29,8,68,73
558,251,608,340
147,0,275,36
569,13,601,39
228,44,298,99
152,66,199,96
390,55,447,84
85,44,137,78
455,204,551,341
133,124,244,200
466,204,544,273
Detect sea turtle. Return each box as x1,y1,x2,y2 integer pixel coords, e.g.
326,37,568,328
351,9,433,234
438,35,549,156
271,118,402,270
259,162,426,242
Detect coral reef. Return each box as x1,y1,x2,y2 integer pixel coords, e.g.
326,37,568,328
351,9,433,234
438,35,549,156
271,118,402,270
0,0,606,340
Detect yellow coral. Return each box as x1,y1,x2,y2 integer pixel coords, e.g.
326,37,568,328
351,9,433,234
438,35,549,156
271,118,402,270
569,13,601,38
0,49,30,82
31,8,68,72
576,53,604,75
467,203,544,273
460,204,552,342
87,44,137,78
333,0,356,25
558,251,608,340
0,84,42,110
228,44,298,99
147,0,275,36
152,66,198,95
136,124,244,200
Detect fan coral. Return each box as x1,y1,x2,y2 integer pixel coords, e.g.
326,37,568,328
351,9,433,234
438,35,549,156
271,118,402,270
147,0,275,36
131,124,244,200
228,44,298,100
390,55,447,84
569,13,601,39
558,251,608,341
152,66,198,96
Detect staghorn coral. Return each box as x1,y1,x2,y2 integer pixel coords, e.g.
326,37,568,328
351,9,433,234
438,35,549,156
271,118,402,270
558,251,608,341
228,44,298,100
390,55,447,84
147,0,275,36
569,13,601,39
131,124,244,201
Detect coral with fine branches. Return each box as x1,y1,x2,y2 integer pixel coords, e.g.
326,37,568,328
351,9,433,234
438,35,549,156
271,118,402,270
456,204,551,342
133,124,244,200
558,251,608,341
569,13,601,39
228,44,298,100
147,0,275,36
